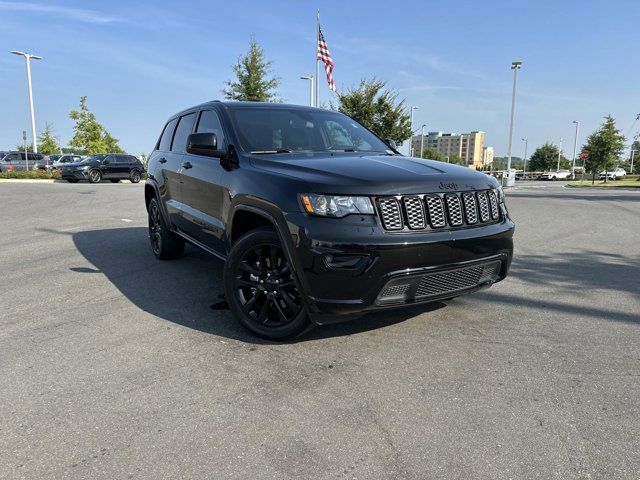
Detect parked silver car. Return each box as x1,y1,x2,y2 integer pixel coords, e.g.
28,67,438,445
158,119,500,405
0,151,47,171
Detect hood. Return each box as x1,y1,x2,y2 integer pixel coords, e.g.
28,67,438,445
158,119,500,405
63,161,95,168
249,153,499,194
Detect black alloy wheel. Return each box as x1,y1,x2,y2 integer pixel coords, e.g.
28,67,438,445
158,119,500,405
147,197,184,260
130,170,141,183
224,228,311,339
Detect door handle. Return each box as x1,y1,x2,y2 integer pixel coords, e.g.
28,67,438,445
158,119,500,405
181,162,192,169
159,157,167,164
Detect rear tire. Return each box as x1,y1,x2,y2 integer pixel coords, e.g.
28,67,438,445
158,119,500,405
130,170,141,183
148,197,184,260
224,228,312,340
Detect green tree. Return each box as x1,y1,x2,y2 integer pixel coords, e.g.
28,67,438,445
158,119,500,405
37,123,59,154
421,147,445,161
527,143,569,171
583,115,625,182
448,154,467,166
337,78,412,145
69,96,124,154
223,39,280,102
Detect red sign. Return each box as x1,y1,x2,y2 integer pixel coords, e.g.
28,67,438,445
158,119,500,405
580,150,588,160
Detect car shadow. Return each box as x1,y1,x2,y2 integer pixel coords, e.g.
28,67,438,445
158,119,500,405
71,227,444,343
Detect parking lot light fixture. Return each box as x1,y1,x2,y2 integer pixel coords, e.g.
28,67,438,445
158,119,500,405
409,106,418,156
420,124,426,158
571,121,580,179
299,76,314,107
11,50,42,154
557,137,563,171
506,61,522,182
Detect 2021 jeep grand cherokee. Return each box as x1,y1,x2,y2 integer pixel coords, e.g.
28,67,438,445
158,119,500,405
145,101,514,339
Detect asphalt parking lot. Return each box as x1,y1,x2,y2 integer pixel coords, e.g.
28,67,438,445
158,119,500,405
1,180,638,479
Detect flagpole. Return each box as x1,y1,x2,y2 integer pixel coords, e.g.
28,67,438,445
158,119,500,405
315,10,320,108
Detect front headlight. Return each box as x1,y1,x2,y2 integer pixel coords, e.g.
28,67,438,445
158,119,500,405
300,194,374,218
495,185,505,203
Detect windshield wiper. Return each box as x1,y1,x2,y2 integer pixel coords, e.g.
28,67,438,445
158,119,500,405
328,148,356,152
250,149,292,154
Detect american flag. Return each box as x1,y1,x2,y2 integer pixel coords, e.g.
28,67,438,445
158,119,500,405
317,26,336,93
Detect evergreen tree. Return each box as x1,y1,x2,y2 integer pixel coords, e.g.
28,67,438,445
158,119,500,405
583,115,625,182
337,78,412,145
37,123,59,154
223,39,280,102
69,96,124,154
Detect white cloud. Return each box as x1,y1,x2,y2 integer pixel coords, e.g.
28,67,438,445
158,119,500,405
0,1,120,24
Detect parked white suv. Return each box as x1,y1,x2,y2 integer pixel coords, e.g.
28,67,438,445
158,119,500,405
598,168,626,180
540,169,572,180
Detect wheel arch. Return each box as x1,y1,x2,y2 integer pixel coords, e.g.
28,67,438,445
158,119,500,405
228,203,310,301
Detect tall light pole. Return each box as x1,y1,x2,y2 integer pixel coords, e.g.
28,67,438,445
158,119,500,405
506,61,522,184
557,138,563,171
630,149,637,175
11,51,42,154
420,124,426,158
409,106,418,156
571,121,580,179
300,76,314,107
521,138,528,177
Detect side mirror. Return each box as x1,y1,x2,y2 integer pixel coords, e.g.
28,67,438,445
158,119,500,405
385,138,397,150
187,133,225,158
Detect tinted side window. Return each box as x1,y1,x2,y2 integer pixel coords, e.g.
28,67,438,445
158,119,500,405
158,118,178,151
115,155,129,164
196,110,226,148
171,113,196,153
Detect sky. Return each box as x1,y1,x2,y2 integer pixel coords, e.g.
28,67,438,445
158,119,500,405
0,0,638,157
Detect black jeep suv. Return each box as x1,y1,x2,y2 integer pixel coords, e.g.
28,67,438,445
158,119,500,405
145,101,514,339
60,154,144,183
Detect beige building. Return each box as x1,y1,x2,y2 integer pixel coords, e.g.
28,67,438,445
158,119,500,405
482,146,494,167
436,131,485,169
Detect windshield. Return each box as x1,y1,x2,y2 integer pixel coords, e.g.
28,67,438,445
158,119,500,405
80,155,106,163
230,108,392,155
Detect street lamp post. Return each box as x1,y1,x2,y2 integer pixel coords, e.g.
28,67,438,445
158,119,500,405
11,51,42,154
299,76,314,107
521,138,528,177
571,121,580,179
420,124,426,158
631,149,637,175
506,61,522,184
557,138,563,171
409,106,418,156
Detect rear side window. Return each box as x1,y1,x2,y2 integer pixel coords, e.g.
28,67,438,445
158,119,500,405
171,113,196,153
196,110,226,148
158,118,178,151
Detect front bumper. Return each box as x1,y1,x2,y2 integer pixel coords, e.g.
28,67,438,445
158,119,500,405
60,170,88,179
283,211,514,324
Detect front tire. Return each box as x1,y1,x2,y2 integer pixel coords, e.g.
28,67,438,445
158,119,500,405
88,169,102,183
148,197,184,260
224,228,312,340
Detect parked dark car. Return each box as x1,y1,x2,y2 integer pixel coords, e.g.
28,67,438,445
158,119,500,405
60,154,144,183
0,151,46,171
144,101,515,339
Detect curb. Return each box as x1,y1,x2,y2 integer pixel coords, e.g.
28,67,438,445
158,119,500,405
0,179,57,183
565,184,640,191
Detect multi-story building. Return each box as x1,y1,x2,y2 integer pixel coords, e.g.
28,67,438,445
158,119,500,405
482,146,494,167
410,131,442,156
411,130,486,169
